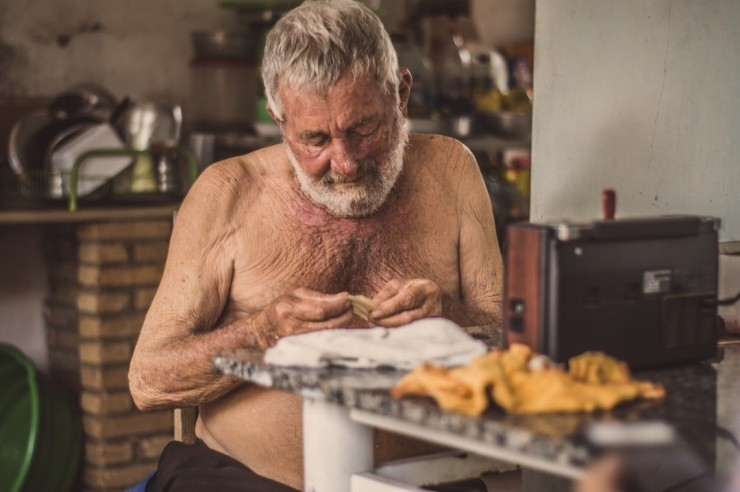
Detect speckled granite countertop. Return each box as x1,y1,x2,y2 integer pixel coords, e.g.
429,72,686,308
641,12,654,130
214,340,740,475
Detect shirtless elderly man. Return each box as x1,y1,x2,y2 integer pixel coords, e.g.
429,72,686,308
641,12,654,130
129,0,503,490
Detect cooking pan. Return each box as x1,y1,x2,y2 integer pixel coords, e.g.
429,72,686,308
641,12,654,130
7,111,102,197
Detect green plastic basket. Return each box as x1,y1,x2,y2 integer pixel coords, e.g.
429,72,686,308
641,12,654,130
0,343,81,492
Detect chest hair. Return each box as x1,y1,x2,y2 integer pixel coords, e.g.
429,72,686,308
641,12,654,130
289,220,420,294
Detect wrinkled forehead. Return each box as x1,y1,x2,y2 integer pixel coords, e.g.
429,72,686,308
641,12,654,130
279,62,397,101
278,71,391,121
280,66,388,99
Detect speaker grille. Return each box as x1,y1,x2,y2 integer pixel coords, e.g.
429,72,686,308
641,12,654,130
662,294,716,348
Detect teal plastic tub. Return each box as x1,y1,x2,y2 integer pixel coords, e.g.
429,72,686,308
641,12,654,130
0,343,81,492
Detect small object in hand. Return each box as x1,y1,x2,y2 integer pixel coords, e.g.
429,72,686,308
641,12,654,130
347,294,375,320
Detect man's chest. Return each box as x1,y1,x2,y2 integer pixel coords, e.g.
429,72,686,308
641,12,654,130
232,214,460,301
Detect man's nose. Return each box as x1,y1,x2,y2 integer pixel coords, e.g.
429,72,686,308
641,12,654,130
328,138,359,176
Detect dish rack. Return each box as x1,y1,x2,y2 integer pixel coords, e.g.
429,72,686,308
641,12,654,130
2,147,198,211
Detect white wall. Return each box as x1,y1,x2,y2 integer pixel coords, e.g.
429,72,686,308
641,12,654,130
0,0,242,112
531,0,740,242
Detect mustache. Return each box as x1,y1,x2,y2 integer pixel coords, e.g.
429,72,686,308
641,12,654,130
322,159,377,184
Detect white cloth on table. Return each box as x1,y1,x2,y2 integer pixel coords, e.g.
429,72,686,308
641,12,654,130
263,317,488,369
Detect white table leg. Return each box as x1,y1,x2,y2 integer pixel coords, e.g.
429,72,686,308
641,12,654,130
303,397,374,492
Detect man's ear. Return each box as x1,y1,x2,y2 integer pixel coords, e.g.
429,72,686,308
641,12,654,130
398,67,413,118
267,105,281,125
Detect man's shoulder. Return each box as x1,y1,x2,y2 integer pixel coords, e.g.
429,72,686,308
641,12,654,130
409,132,467,149
407,133,477,177
409,132,474,160
183,145,286,215
197,144,285,189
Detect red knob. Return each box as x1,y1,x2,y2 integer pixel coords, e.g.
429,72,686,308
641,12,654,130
602,189,616,220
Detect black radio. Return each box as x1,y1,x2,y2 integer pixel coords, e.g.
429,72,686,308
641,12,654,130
503,215,720,369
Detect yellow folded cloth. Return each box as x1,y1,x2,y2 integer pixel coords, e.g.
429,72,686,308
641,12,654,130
391,344,665,416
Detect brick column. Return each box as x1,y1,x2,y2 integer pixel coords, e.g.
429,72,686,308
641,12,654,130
44,219,175,491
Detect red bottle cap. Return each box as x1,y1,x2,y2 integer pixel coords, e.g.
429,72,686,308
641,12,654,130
602,189,616,220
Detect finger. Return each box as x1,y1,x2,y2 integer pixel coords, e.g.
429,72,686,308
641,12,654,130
372,279,403,304
269,294,345,327
371,308,425,328
289,309,355,335
292,297,352,321
372,285,423,319
288,289,350,318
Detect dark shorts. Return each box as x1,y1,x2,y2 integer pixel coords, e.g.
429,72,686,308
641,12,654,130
146,439,487,491
146,440,299,492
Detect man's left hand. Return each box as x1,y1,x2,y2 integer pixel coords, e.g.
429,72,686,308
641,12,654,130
370,278,442,327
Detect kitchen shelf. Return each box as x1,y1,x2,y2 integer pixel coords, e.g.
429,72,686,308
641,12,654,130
0,204,179,225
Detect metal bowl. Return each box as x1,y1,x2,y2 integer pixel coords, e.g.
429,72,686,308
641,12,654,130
191,30,257,60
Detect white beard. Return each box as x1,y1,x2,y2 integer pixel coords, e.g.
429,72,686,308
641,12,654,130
286,111,408,218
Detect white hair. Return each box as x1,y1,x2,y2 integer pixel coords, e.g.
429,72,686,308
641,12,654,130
261,0,400,121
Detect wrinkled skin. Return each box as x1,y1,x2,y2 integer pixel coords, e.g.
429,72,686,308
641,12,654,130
129,70,503,489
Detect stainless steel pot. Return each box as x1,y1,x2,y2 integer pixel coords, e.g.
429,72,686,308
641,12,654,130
121,102,182,150
48,82,118,121
191,30,257,60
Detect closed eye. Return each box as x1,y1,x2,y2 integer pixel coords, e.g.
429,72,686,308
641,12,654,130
300,132,330,147
349,118,382,137
295,115,383,148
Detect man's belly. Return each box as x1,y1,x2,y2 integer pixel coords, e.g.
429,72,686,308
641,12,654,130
197,384,304,489
196,384,447,490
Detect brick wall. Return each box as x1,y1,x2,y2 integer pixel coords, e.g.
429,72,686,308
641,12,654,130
44,219,175,491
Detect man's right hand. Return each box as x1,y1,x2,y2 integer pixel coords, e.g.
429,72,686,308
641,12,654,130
369,278,443,328
265,288,354,341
